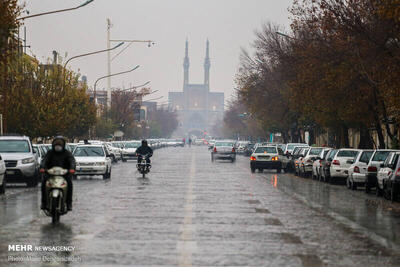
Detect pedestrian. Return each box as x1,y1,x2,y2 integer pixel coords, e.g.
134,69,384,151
183,138,186,147
188,138,192,147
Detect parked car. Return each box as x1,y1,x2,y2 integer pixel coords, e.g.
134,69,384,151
347,150,374,190
294,147,310,176
382,153,400,201
320,149,339,182
312,148,332,180
244,143,255,156
365,150,398,193
287,146,305,173
284,143,309,155
0,135,40,187
73,144,112,180
211,140,236,162
0,155,6,194
377,152,400,197
250,145,285,173
329,148,361,183
32,144,45,167
299,147,325,177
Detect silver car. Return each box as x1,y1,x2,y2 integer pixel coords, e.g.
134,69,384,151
211,141,236,162
0,135,40,187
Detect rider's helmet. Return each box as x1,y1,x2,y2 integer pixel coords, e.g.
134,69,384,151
142,139,148,146
52,136,66,153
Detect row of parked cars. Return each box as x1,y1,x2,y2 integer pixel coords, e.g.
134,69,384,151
245,141,400,202
0,135,179,194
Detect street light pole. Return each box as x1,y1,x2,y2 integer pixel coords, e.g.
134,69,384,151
17,0,94,21
93,65,140,105
62,42,124,89
120,81,151,92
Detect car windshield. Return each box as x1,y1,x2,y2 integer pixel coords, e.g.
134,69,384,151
0,140,30,153
215,142,234,147
255,147,277,153
372,151,391,162
73,146,105,157
125,142,141,148
309,148,323,155
337,150,359,158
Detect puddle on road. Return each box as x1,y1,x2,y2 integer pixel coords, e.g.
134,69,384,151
255,208,270,214
247,200,261,204
279,233,303,244
296,254,324,267
264,218,283,226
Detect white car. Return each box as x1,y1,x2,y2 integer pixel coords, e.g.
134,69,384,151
312,148,331,180
0,155,6,194
299,147,325,177
121,141,141,162
377,152,400,196
284,143,309,155
347,150,374,190
250,145,287,173
330,148,362,183
73,145,112,180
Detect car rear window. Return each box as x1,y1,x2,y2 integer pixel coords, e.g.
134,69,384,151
0,140,30,153
372,151,391,162
255,147,277,154
337,150,359,158
215,142,234,147
309,148,323,155
73,146,105,157
359,151,373,163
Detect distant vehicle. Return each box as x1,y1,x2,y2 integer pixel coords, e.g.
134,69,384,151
244,143,255,156
211,141,236,162
295,147,310,176
236,141,250,154
73,145,112,180
250,145,286,173
347,150,374,190
0,135,40,187
66,143,79,153
121,141,141,162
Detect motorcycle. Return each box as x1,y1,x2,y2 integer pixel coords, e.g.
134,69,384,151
137,153,151,178
42,167,70,224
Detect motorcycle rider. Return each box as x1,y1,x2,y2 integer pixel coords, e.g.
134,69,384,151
136,139,153,167
40,136,76,211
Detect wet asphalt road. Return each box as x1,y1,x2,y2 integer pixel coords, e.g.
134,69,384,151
1,146,400,266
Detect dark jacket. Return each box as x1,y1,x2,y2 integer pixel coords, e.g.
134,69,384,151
136,145,153,157
41,138,76,170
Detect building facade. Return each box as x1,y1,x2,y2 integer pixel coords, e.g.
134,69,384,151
169,40,224,136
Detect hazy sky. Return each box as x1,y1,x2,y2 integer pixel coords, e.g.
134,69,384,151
20,0,292,104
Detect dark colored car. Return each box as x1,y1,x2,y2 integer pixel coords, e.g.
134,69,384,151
320,149,339,183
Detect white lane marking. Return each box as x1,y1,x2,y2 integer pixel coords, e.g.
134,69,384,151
178,152,197,267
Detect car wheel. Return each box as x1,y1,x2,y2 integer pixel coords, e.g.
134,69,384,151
365,183,370,193
0,176,5,194
277,168,281,174
251,167,256,173
376,185,382,197
122,158,127,162
103,173,107,180
346,177,351,189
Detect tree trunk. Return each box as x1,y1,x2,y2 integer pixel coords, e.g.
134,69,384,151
358,126,374,149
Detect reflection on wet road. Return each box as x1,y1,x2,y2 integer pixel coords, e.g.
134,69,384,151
1,146,400,266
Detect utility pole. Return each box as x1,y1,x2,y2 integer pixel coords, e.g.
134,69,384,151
107,18,112,109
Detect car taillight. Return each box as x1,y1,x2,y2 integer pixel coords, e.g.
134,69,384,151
213,147,217,152
333,160,340,165
271,156,278,161
232,148,235,153
250,156,256,161
319,160,322,167
354,166,360,173
368,166,377,172
395,168,400,177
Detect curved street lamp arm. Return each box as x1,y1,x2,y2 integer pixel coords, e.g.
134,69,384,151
121,81,151,91
17,0,94,21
